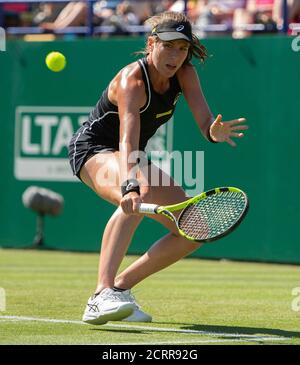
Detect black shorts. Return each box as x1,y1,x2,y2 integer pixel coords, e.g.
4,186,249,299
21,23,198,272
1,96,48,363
68,131,151,180
68,131,116,180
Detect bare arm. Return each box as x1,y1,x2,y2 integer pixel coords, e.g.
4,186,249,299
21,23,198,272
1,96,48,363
40,2,87,30
289,0,300,21
115,65,145,213
177,65,214,141
177,64,248,147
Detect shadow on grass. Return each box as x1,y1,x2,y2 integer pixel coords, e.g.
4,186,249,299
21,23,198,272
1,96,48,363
87,321,299,341
154,322,300,339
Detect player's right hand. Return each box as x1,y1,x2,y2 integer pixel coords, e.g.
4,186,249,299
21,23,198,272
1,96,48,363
120,192,142,215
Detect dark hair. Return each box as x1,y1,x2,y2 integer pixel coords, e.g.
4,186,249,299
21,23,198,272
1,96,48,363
140,11,208,64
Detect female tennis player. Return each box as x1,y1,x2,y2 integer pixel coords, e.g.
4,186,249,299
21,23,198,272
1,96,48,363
68,11,248,325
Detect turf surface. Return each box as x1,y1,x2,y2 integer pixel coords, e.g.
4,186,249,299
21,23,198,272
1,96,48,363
0,248,300,345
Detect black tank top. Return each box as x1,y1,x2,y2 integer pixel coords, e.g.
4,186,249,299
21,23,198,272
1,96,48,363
81,57,182,151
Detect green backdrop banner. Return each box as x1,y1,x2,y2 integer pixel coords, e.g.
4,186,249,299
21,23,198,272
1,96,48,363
1,36,299,263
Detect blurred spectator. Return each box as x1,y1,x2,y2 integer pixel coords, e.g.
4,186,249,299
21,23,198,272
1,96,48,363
93,0,121,20
193,1,247,37
152,0,199,20
32,2,65,26
152,0,176,13
289,0,300,23
192,0,283,38
282,0,300,34
150,0,182,16
193,0,215,38
93,0,123,28
169,0,186,12
188,0,203,23
2,0,295,38
99,0,139,35
3,2,31,27
247,0,280,30
39,2,87,31
130,1,152,24
232,0,282,38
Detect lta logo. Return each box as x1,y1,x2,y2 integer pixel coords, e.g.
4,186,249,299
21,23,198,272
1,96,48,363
14,106,91,181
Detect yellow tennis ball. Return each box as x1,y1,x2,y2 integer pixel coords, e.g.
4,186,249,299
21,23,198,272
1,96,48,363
45,51,66,72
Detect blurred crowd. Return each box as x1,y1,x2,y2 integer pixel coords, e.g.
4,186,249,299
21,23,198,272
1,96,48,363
1,0,300,37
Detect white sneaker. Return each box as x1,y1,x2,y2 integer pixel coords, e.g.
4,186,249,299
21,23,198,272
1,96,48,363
82,288,135,325
121,290,152,323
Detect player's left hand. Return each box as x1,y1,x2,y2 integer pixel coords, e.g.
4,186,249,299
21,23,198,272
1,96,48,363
209,114,248,147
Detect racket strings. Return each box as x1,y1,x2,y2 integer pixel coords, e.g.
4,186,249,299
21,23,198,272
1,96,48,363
178,191,247,240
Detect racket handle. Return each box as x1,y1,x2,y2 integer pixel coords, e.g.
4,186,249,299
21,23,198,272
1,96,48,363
138,203,159,214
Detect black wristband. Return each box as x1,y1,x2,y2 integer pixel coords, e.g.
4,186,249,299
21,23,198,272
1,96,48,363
121,179,140,197
207,126,218,143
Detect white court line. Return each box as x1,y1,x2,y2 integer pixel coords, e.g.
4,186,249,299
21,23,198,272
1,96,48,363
0,315,289,343
0,315,83,325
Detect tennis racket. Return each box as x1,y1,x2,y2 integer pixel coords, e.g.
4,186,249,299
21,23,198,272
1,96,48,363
138,187,249,243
